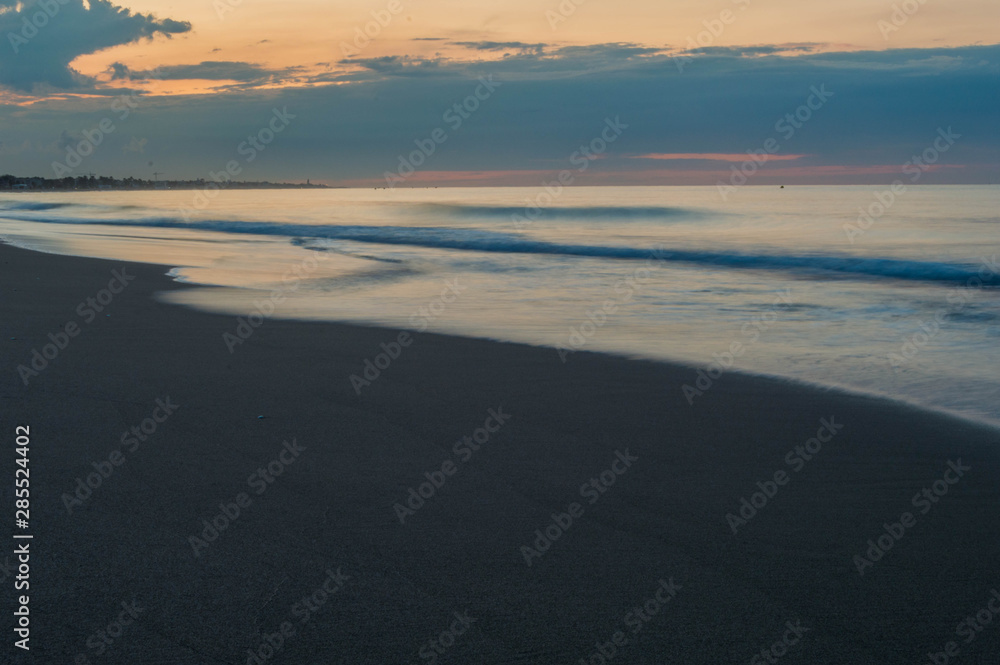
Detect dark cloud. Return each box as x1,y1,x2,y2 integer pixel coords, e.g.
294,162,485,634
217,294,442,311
1,42,997,184
56,130,79,152
109,60,298,83
337,40,996,84
340,42,668,81
549,43,664,59
684,44,826,57
107,62,132,80
451,41,548,54
269,42,1000,182
346,55,452,77
0,0,190,92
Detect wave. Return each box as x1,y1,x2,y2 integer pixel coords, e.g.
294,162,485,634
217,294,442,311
0,201,73,211
422,203,706,221
1,212,994,285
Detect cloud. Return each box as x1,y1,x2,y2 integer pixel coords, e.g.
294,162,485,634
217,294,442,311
682,44,826,57
110,60,298,83
1,42,997,185
302,42,1000,183
0,139,32,156
0,0,190,92
107,62,132,80
340,41,995,84
548,43,664,59
122,136,147,153
346,55,451,77
450,41,548,55
340,42,669,82
56,130,80,152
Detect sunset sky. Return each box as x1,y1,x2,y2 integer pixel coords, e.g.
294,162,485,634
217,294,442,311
1,0,997,185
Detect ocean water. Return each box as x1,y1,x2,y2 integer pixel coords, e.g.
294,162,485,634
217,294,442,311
2,185,998,425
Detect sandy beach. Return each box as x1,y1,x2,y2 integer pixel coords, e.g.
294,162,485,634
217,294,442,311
3,241,999,664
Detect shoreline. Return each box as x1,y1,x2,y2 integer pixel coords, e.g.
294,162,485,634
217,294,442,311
7,235,998,433
174,288,1000,434
3,183,998,194
3,241,999,663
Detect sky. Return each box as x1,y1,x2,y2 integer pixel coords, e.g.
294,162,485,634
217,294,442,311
0,0,997,185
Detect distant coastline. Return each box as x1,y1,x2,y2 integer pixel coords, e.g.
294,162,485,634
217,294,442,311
0,174,329,192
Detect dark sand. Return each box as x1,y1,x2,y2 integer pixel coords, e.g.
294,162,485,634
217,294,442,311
2,242,999,664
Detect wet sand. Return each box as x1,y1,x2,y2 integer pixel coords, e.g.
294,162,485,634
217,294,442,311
2,242,999,664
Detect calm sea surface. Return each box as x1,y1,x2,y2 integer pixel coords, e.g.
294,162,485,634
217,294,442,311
2,186,998,425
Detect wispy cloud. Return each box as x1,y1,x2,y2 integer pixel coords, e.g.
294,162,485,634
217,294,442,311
109,61,302,83
450,41,548,54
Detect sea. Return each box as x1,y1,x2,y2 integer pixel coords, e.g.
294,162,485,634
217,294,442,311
2,185,998,425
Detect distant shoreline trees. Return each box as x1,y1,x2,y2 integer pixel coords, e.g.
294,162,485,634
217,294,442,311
0,174,329,191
